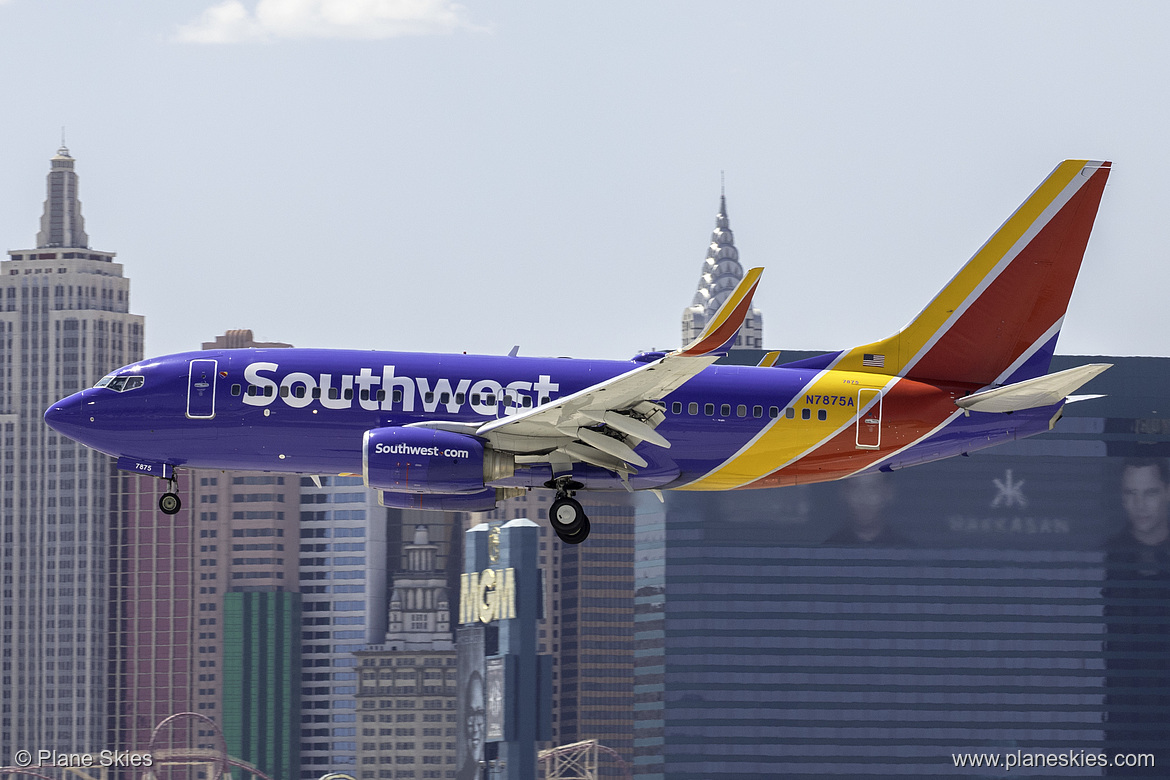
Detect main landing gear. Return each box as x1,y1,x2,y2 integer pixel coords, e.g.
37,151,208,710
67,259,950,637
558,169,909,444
545,477,590,544
159,476,182,516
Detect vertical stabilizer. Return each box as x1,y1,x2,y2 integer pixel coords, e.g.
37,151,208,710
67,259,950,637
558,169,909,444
808,160,1111,386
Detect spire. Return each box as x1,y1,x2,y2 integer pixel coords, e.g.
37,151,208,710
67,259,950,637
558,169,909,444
36,145,89,249
681,190,764,350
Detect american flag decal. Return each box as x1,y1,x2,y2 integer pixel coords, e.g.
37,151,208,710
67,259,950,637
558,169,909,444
862,353,886,368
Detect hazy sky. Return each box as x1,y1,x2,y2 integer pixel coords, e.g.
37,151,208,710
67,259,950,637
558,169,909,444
0,1,1166,361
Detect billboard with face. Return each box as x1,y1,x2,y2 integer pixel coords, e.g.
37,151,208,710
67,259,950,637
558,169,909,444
455,625,485,780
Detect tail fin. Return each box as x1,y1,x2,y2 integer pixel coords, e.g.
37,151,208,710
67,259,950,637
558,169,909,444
800,160,1111,386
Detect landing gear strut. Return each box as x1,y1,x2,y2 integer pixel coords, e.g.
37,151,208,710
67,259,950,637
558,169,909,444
159,477,182,516
545,477,590,544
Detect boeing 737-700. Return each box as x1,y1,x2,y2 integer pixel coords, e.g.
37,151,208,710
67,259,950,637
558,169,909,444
46,160,1112,543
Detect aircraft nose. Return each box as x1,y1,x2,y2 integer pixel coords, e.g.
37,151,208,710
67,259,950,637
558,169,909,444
45,392,86,438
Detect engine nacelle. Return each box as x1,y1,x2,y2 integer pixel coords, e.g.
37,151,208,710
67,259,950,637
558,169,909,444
362,426,514,494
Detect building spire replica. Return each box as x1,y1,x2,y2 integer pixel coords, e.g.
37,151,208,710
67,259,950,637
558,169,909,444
36,144,89,249
681,193,763,350
384,525,453,650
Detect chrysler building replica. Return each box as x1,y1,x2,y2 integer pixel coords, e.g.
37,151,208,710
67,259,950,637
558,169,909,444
0,147,143,757
681,194,763,349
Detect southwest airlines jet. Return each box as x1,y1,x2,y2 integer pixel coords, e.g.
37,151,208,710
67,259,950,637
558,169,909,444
46,160,1112,543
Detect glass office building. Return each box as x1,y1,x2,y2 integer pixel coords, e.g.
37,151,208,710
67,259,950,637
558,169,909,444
635,355,1170,778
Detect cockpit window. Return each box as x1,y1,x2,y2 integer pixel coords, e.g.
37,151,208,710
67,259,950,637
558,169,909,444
95,374,144,392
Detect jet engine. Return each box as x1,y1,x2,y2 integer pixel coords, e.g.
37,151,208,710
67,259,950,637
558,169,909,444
362,426,514,494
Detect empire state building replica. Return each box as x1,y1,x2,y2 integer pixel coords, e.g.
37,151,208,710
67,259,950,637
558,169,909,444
0,146,144,756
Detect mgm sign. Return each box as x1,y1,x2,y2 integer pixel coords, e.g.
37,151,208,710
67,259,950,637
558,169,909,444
458,565,516,625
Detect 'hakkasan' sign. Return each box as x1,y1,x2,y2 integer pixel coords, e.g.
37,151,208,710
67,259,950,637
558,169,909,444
459,567,516,624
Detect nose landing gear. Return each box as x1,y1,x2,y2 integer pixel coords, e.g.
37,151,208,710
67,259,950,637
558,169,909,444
545,478,590,544
159,476,182,516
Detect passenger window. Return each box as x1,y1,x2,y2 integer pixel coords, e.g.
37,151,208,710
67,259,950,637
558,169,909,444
312,388,322,399
279,385,289,398
720,404,731,417
688,402,698,415
704,403,715,416
392,389,403,404
329,388,340,400
293,386,306,398
246,385,257,397
344,388,353,400
801,408,811,420
456,393,466,405
377,390,387,402
485,394,496,405
769,406,780,419
522,396,532,408
231,384,241,396
471,393,481,406
818,409,827,421
265,386,274,397
424,392,434,404
672,401,682,415
752,405,762,418
539,395,549,405
439,392,450,404
786,408,795,419
360,389,369,401
736,404,747,418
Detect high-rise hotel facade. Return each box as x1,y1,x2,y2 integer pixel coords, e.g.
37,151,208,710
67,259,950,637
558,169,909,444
1,146,143,756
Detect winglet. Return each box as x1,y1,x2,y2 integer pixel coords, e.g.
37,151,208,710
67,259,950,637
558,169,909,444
678,267,763,357
757,350,781,367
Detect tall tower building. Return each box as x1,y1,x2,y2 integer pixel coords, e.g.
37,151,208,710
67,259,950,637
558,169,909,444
1,146,143,757
681,195,763,350
354,524,457,779
483,493,636,774
167,328,302,778
299,477,389,779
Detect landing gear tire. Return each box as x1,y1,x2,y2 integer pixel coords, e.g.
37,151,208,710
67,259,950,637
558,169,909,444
555,516,591,545
549,497,590,544
159,492,181,515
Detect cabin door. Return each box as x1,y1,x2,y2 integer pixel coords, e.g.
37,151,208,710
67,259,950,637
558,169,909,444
856,388,882,449
187,359,218,419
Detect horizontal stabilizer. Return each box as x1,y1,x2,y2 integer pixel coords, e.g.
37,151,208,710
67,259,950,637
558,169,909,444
956,363,1111,413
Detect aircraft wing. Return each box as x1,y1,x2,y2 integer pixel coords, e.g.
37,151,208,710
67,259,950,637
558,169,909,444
475,268,763,472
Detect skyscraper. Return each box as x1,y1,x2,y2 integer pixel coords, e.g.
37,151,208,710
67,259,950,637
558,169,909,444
354,524,457,778
1,146,143,756
681,195,763,350
299,477,389,779
482,493,636,773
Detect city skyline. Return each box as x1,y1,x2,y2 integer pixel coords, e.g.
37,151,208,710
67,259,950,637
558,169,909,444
0,4,1167,363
